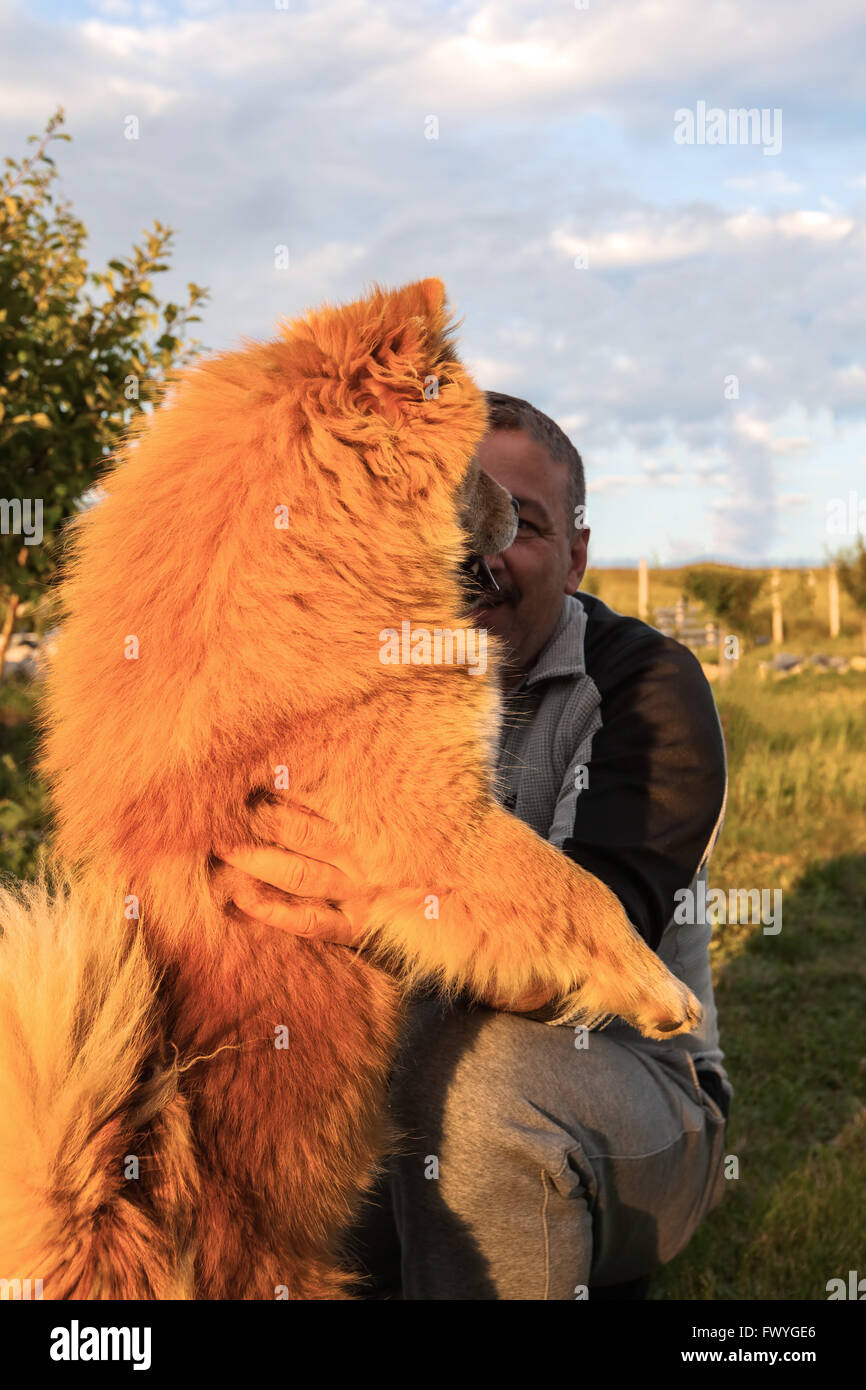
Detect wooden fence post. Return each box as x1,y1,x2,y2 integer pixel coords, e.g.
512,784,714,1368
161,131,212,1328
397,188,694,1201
638,557,648,621
771,569,784,645
828,564,841,638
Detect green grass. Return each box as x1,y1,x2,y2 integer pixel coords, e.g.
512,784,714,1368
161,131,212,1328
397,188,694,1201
654,850,866,1300
585,569,866,1299
3,569,866,1300
637,629,866,1299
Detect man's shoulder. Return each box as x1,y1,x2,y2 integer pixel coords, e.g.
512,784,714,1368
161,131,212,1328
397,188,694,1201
574,590,709,697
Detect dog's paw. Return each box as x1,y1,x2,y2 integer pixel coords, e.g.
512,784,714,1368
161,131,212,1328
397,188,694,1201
626,975,703,1040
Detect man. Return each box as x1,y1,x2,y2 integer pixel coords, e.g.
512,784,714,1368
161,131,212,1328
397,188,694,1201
221,392,731,1300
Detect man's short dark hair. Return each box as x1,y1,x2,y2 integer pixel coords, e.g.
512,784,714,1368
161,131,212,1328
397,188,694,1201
483,391,586,533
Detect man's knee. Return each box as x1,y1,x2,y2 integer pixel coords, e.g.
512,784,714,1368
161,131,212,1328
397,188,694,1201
388,1001,583,1179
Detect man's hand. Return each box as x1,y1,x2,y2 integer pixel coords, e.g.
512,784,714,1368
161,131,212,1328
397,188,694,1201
216,802,556,1013
217,803,371,946
484,982,557,1013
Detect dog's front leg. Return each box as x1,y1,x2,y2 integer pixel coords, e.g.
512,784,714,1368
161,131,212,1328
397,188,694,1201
352,803,701,1041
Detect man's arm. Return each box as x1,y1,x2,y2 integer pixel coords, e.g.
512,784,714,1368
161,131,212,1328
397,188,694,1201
217,620,723,1021
219,809,588,1014
555,624,727,951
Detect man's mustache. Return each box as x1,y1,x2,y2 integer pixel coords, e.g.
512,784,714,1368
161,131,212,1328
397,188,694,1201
482,576,519,607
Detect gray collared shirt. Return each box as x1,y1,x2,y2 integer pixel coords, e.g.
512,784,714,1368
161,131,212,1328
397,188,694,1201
492,591,732,1102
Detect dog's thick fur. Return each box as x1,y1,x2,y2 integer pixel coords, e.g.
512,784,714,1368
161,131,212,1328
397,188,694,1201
0,278,700,1298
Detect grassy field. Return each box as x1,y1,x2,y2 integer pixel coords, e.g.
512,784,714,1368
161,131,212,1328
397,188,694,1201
588,565,866,1301
1,563,865,1301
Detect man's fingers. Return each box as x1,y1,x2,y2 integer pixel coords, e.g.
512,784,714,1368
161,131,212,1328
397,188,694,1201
249,802,364,880
486,986,555,1013
218,845,353,900
230,880,357,943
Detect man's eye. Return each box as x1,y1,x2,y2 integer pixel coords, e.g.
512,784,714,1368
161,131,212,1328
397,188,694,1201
516,518,537,532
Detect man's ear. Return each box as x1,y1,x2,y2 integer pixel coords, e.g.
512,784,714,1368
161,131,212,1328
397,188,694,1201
566,528,590,594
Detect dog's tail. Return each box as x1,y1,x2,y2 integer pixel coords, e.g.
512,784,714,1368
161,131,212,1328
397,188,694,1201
0,872,199,1299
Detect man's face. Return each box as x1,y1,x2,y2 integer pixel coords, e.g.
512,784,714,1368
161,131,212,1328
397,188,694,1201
468,427,589,687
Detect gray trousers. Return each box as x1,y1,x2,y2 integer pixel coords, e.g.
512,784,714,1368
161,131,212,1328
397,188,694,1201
346,999,729,1300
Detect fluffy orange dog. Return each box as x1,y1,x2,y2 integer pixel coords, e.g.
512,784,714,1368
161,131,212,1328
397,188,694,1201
0,278,699,1299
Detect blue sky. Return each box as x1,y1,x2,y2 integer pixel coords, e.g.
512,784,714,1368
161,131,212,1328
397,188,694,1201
3,0,865,564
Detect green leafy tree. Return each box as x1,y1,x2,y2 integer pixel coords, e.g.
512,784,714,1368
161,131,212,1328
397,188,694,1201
0,108,208,674
682,564,764,678
835,537,866,653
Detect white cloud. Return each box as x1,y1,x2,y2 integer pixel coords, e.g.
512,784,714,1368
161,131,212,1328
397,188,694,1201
557,412,588,433
776,210,854,240
725,172,805,195
771,437,811,455
0,0,863,563
725,209,855,243
465,354,523,386
93,0,135,16
551,219,712,269
588,474,643,494
733,416,771,444
550,206,859,271
102,76,181,114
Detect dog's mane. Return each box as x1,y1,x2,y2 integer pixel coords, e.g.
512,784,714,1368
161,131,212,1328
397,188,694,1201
39,279,490,870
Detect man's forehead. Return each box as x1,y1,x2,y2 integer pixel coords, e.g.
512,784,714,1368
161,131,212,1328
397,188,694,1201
477,430,566,521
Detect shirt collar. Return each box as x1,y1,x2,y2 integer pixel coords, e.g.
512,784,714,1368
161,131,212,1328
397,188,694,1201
510,593,588,694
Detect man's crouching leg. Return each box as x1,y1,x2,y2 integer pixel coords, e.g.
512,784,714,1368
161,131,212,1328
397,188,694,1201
347,998,728,1301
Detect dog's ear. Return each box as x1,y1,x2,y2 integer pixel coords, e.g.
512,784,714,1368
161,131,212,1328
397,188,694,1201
286,277,451,406
284,277,485,494
354,276,455,433
389,275,447,328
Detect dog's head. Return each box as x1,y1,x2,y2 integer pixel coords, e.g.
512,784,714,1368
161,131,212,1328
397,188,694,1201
260,274,517,610
42,278,514,864
456,453,519,606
